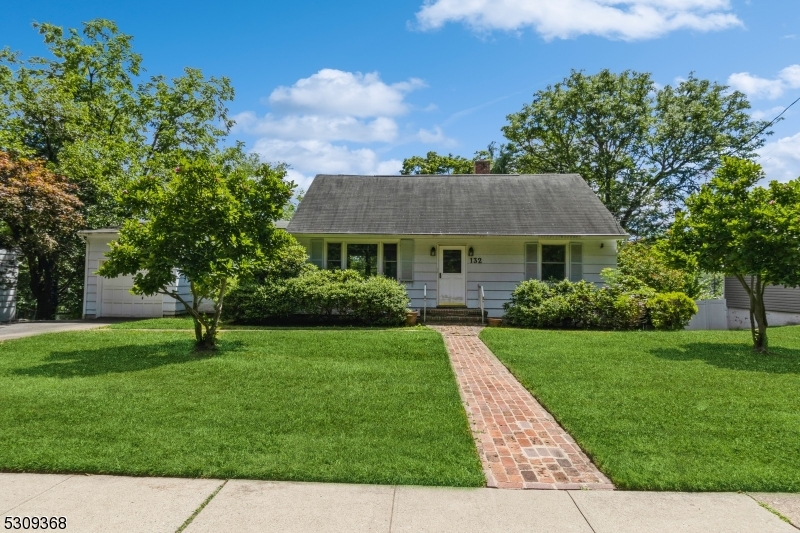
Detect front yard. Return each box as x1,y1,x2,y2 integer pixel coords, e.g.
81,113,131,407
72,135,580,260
481,326,800,492
0,327,483,487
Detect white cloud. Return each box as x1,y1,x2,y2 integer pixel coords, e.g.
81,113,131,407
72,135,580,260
238,69,454,184
234,112,399,143
758,132,800,182
268,69,425,117
253,139,402,189
750,106,784,121
414,0,741,41
727,65,800,100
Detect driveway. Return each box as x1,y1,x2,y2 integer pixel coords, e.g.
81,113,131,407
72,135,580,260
0,320,121,342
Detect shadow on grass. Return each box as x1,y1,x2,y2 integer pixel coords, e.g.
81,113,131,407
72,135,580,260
649,342,800,374
11,339,245,379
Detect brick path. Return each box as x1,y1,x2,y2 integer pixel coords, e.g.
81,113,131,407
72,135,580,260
433,325,614,490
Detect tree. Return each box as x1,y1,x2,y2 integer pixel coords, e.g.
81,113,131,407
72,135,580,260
401,151,474,175
0,19,233,318
0,152,83,319
97,148,294,350
502,70,769,236
669,157,800,353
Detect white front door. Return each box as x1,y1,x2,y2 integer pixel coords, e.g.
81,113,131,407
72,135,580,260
438,246,466,306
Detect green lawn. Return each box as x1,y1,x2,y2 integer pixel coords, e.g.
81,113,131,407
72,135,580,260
480,326,800,492
0,328,483,487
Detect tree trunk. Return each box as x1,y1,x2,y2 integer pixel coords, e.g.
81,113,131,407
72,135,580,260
27,254,59,320
736,274,769,353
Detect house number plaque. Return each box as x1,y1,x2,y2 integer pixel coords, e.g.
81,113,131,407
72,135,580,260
469,257,482,263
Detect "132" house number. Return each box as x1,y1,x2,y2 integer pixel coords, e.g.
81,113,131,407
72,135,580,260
469,257,482,263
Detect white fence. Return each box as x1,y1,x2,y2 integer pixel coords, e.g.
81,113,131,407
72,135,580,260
685,299,728,330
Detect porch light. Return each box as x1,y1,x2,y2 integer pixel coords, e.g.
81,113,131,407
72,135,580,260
430,247,436,257
468,247,474,257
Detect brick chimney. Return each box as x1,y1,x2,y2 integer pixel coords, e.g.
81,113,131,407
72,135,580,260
474,159,490,174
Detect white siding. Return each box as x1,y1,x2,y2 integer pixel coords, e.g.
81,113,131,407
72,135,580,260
0,249,18,322
295,235,619,319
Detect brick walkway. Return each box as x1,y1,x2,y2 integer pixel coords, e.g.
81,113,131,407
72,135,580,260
433,325,614,490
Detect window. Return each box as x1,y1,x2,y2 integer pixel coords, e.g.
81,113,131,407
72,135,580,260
442,249,462,273
383,243,398,279
326,243,342,270
541,245,566,281
347,244,378,277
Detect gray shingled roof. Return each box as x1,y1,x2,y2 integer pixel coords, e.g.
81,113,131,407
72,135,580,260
287,174,627,236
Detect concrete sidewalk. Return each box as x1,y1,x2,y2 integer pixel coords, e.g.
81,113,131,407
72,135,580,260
0,320,120,341
1,474,797,533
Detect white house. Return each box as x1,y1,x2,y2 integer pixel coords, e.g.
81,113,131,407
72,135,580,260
286,172,627,318
79,171,627,320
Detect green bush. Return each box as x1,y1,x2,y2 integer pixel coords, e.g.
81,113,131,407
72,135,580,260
647,292,699,331
503,279,694,331
225,267,409,326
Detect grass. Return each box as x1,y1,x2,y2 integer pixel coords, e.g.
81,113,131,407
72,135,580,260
480,326,800,492
0,328,483,487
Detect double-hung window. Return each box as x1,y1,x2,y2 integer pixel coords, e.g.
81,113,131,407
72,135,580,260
541,245,567,281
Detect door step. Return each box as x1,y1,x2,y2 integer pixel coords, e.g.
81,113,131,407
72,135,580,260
418,307,488,324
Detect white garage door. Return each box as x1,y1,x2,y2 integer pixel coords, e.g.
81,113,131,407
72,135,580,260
99,274,162,318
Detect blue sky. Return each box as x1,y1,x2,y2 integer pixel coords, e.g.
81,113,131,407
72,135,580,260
3,0,799,190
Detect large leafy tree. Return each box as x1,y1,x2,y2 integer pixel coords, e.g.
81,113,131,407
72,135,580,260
98,148,295,350
0,152,84,319
502,70,769,236
670,157,800,353
0,19,233,318
400,151,475,175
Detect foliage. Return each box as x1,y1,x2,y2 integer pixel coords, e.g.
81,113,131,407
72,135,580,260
502,279,655,330
400,151,475,175
601,240,698,298
670,157,800,352
0,152,84,319
97,149,294,349
280,188,305,220
502,69,769,237
0,329,484,487
647,292,699,330
482,326,800,491
0,19,234,318
226,267,410,326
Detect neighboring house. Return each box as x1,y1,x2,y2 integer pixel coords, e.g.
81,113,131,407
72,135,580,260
725,277,800,328
286,171,627,318
78,221,290,319
0,249,18,322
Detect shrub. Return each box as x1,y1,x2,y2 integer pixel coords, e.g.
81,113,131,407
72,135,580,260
225,267,409,326
503,279,694,331
647,292,698,331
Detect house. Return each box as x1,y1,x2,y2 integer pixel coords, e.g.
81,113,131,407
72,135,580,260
725,277,800,328
78,168,627,319
0,249,18,322
286,170,627,318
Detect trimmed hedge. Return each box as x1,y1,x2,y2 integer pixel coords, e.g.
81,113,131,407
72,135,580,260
225,268,410,326
503,279,695,331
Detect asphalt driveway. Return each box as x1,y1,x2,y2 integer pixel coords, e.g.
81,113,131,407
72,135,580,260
0,320,121,342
